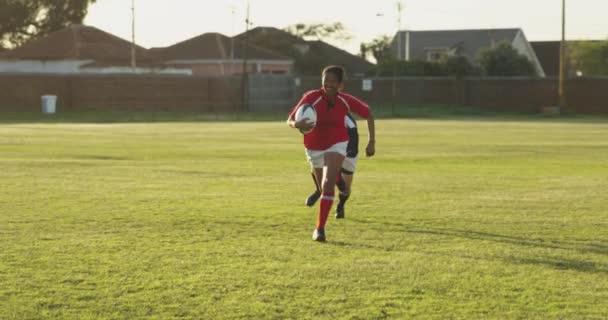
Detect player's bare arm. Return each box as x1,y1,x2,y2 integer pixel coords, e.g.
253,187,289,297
365,114,376,157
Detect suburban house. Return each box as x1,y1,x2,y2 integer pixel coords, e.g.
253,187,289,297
0,24,189,75
392,28,546,77
150,32,294,76
234,27,375,76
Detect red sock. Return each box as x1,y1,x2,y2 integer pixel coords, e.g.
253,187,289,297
317,191,334,230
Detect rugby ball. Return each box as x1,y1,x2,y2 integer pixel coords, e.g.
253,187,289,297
294,104,317,134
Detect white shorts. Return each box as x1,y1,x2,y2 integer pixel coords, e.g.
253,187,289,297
305,141,348,169
341,156,358,174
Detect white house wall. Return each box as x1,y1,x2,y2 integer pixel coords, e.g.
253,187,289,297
80,66,192,75
512,31,546,77
0,60,90,73
164,59,293,76
0,59,192,75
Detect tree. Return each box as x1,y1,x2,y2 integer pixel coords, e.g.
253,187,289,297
476,42,536,77
360,35,392,64
569,40,608,76
0,0,97,49
283,22,352,42
443,56,479,78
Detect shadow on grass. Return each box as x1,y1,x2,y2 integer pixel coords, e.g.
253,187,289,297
352,219,608,254
325,240,380,250
69,154,130,161
346,218,608,274
508,257,602,273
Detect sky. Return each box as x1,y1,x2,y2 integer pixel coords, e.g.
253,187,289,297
84,0,608,54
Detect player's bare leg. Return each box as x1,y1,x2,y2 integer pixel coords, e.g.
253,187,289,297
305,169,322,207
313,152,344,241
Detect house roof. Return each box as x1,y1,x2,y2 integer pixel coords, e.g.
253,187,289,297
235,27,308,46
150,32,291,61
306,40,375,76
0,24,155,64
235,27,374,76
530,41,561,77
395,28,521,61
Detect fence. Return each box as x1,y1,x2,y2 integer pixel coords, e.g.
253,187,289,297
0,73,607,114
0,74,243,113
296,77,608,114
247,74,296,112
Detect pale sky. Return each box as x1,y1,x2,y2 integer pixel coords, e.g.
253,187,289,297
84,0,608,54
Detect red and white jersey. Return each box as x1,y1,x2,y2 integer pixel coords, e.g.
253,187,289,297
289,88,371,151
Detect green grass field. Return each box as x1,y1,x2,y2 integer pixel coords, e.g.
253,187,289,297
1,114,608,319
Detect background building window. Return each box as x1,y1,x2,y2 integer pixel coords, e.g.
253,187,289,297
426,49,449,62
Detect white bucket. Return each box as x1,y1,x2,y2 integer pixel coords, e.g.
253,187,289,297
41,95,57,114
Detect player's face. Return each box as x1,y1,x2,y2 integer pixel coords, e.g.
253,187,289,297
322,72,341,96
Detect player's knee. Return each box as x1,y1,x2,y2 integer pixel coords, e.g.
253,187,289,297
321,179,333,193
341,185,351,195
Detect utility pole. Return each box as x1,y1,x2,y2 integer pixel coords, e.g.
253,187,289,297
392,1,403,116
130,0,136,71
558,0,568,112
230,4,236,61
241,0,250,112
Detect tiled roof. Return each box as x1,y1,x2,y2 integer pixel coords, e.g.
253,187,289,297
0,24,153,64
235,27,308,45
150,32,291,61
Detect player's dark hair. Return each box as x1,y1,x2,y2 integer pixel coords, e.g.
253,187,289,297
322,65,345,83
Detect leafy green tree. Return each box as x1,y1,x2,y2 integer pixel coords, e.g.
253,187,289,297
569,40,608,76
360,35,392,64
280,23,358,75
476,42,536,76
283,22,352,42
443,56,480,78
0,0,96,48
